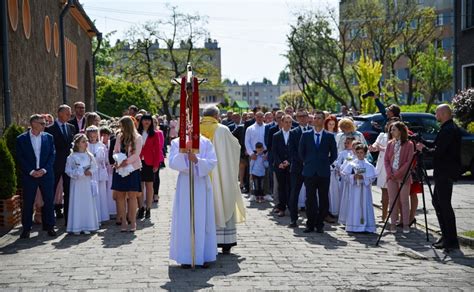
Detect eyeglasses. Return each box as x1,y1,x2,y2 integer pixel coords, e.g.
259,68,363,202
34,121,46,126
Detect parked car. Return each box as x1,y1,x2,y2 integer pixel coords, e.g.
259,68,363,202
352,113,474,176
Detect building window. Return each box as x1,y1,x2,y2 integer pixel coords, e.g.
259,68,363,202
442,38,453,51
436,14,444,26
22,0,31,39
463,0,474,29
396,68,409,81
44,16,51,53
255,92,259,97
243,92,247,97
7,0,18,32
65,37,78,89
53,22,59,57
462,65,474,89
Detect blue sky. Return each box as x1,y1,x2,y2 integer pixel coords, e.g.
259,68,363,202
81,0,338,84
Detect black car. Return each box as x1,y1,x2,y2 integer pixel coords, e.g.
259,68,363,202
353,113,474,175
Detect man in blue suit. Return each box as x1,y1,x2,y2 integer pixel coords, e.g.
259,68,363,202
288,110,310,227
16,114,56,238
299,111,337,233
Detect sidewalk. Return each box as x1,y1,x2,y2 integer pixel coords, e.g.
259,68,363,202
372,178,474,246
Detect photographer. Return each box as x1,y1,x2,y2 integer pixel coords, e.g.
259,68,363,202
416,104,461,252
363,91,401,127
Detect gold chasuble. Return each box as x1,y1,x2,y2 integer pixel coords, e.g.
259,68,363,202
200,116,246,228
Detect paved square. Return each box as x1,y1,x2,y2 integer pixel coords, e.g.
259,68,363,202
0,164,473,290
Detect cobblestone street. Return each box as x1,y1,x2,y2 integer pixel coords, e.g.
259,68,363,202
0,163,473,290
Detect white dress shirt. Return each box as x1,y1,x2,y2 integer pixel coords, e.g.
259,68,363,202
282,130,290,145
313,129,324,146
29,130,46,175
245,122,266,156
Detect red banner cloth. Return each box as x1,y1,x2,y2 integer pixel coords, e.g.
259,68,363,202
178,76,200,153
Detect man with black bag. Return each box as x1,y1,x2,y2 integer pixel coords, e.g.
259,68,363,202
417,104,461,252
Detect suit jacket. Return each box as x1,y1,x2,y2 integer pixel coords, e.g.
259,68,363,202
299,129,337,178
424,119,461,180
384,140,415,182
139,131,164,168
264,122,276,147
272,130,290,172
232,124,246,158
266,125,280,163
45,121,75,173
16,131,55,179
68,116,84,134
289,126,304,174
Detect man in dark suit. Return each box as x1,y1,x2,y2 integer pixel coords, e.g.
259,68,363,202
299,111,337,233
69,101,86,134
417,104,461,252
272,115,292,217
288,110,310,227
265,111,284,203
45,104,75,224
16,114,57,238
232,121,249,192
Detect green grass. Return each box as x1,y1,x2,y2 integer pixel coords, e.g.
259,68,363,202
461,230,474,238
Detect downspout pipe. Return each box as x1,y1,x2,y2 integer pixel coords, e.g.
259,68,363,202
1,0,11,127
59,0,74,105
92,32,102,111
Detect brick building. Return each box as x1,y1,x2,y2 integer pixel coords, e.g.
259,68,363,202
0,0,99,131
454,0,474,91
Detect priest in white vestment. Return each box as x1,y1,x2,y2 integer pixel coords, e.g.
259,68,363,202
200,106,246,254
169,135,218,268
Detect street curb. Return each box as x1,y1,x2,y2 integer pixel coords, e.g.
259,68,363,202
372,202,474,248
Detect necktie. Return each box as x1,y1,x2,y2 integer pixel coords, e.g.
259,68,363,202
315,133,320,147
61,124,67,138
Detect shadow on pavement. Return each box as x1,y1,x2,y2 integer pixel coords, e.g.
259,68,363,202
161,253,244,290
0,226,68,254
375,226,474,268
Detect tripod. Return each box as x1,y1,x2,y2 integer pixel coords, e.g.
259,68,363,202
375,150,433,246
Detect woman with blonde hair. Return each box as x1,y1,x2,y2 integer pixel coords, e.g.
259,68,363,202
111,116,143,232
335,118,367,153
384,121,414,234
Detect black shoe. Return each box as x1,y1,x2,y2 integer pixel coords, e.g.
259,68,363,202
55,209,64,219
181,264,192,269
316,228,324,234
201,262,211,269
47,229,57,237
20,230,30,239
137,207,145,219
288,221,297,228
303,227,314,233
222,247,231,255
432,238,445,249
145,208,151,219
299,207,306,212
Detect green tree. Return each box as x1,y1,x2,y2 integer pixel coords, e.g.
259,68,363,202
412,44,452,112
277,70,290,85
96,76,157,117
287,10,354,110
0,138,16,199
115,6,222,118
355,54,383,114
92,31,117,75
262,77,272,85
279,91,307,110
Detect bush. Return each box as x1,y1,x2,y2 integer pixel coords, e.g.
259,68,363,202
400,103,437,114
0,139,17,199
452,88,474,128
3,124,25,188
467,121,474,134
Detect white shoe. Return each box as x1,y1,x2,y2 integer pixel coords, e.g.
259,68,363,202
83,231,91,235
402,227,410,234
264,195,273,202
249,195,256,202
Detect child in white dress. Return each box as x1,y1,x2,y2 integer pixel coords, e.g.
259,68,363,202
337,136,356,224
341,144,377,233
65,134,99,235
86,126,110,222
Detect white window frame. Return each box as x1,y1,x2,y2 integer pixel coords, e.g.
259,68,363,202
461,63,474,89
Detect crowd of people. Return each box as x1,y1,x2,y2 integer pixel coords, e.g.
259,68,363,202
15,93,462,267
16,103,167,238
